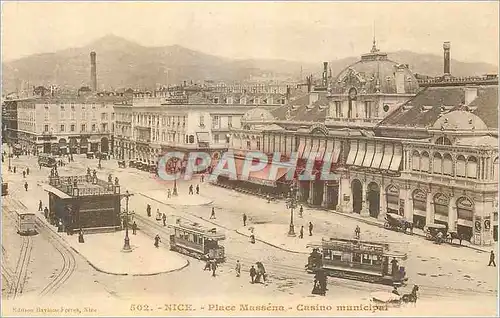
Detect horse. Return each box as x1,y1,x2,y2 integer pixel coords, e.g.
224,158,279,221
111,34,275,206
447,232,466,245
401,285,419,304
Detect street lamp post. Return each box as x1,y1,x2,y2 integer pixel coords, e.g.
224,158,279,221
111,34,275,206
288,184,297,237
172,158,178,196
121,190,134,252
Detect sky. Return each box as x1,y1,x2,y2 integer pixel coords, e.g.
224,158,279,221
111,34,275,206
1,1,499,65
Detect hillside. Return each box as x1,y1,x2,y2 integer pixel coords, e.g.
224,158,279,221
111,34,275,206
2,35,497,93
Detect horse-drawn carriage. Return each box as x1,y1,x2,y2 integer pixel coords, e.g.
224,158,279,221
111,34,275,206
118,160,126,168
424,223,447,244
129,160,136,168
370,285,419,307
384,213,413,234
86,152,95,159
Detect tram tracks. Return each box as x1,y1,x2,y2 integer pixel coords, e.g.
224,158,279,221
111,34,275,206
36,218,77,297
2,194,33,299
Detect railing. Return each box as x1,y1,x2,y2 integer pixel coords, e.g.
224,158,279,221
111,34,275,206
48,175,120,196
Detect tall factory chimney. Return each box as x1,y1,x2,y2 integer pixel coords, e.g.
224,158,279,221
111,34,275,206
322,62,328,86
90,51,97,91
443,42,451,76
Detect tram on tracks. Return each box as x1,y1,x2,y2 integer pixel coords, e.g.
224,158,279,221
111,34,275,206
38,153,56,167
17,212,37,235
306,237,408,286
169,221,226,263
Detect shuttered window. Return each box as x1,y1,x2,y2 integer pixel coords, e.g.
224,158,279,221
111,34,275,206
467,157,478,179
433,153,442,174
493,157,498,181
412,151,420,171
421,152,430,173
456,155,466,177
443,154,453,176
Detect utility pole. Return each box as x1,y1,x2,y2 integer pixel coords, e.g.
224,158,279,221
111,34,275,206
121,190,134,252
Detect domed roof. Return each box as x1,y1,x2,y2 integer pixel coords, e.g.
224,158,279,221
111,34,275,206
242,108,275,122
432,111,488,130
331,42,419,95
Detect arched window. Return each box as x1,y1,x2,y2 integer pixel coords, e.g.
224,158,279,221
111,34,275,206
433,152,443,174
435,136,452,145
412,151,420,171
421,152,430,173
456,155,466,177
467,156,478,179
443,154,453,176
493,157,499,181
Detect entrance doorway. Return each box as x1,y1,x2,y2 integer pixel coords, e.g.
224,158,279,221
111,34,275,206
351,179,362,214
367,182,380,218
312,181,324,206
101,137,109,153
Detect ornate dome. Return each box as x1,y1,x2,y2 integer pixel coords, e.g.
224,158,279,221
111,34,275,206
242,108,275,122
432,111,488,130
331,41,419,95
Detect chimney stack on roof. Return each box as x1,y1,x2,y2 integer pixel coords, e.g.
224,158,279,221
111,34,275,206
322,62,328,86
90,52,97,92
443,42,451,76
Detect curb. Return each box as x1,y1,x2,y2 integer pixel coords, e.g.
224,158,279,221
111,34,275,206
328,210,490,254
235,228,308,255
139,193,214,207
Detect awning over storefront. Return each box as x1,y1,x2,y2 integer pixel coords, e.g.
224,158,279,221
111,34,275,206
323,140,334,162
302,138,312,160
316,139,326,161
332,140,342,163
346,140,358,165
297,138,306,158
362,142,375,167
310,139,319,158
389,145,403,171
233,158,292,187
354,141,366,166
380,144,393,170
371,143,384,169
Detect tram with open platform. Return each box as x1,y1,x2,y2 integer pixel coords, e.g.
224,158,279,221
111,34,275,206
169,221,226,263
306,237,408,286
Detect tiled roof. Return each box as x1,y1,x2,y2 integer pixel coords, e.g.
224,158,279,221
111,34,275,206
271,92,328,122
379,85,498,129
469,86,498,129
187,93,213,104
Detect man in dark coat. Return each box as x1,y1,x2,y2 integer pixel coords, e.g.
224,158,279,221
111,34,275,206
146,204,151,217
299,226,304,239
132,221,137,235
249,265,256,283
189,185,194,195
24,182,28,191
488,251,496,267
243,213,247,226
211,260,217,277
308,222,313,236
196,184,199,194
210,207,216,219
39,200,43,211
44,207,49,219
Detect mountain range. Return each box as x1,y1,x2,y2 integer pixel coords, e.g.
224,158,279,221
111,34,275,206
2,35,498,93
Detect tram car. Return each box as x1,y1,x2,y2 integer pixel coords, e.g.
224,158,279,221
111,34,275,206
17,212,37,235
306,237,408,286
1,179,7,196
38,153,57,167
169,221,226,263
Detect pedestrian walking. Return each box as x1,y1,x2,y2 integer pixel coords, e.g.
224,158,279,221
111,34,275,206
147,204,151,217
44,207,49,219
38,200,43,211
156,208,162,221
204,255,211,271
201,174,205,183
299,205,304,218
154,234,161,248
196,184,199,195
250,265,257,283
235,260,241,277
488,250,496,267
162,213,167,227
267,194,271,203
24,182,28,191
39,163,42,170
167,189,171,198
189,185,194,195
78,228,85,243
132,221,137,235
26,168,29,175
210,207,216,219
243,213,247,227
23,170,26,178
308,222,313,236
13,166,16,173
211,259,217,277
299,226,304,239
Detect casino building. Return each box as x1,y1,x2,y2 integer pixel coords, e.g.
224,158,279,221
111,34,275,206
224,41,498,246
